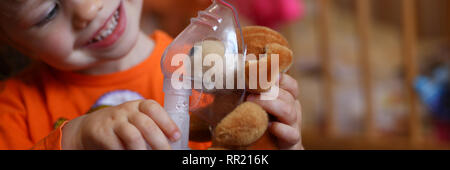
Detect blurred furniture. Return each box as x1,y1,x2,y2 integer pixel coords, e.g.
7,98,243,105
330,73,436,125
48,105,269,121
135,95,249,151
299,0,450,149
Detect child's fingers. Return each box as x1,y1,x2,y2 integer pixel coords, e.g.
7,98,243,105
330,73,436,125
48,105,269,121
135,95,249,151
113,123,147,150
279,74,299,99
269,122,300,147
247,96,297,125
138,100,181,141
276,87,296,105
295,100,303,127
99,138,125,150
128,113,172,150
79,115,124,150
87,128,124,150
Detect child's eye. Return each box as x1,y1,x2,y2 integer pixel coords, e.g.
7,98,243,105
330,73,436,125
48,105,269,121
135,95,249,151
36,3,59,27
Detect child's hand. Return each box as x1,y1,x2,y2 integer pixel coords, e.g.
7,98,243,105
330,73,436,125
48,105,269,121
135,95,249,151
247,74,304,150
61,100,181,150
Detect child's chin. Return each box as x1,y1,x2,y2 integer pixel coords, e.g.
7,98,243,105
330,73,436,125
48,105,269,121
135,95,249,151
113,38,138,59
100,33,139,60
99,51,132,61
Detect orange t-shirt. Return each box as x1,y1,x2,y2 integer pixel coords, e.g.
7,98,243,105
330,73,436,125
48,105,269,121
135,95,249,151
0,31,211,150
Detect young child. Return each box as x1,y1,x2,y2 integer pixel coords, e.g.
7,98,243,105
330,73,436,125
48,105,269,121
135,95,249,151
0,0,303,150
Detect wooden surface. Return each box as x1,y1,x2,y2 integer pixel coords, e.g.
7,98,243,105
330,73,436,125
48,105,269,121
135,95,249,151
306,0,439,149
356,0,376,140
316,0,336,137
285,0,448,149
302,130,450,150
401,0,423,146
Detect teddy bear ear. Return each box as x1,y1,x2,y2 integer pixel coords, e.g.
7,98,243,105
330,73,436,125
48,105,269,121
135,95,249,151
265,43,294,73
245,55,280,93
242,26,290,47
243,43,294,93
241,26,290,56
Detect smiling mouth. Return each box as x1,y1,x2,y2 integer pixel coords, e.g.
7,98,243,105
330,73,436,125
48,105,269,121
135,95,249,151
86,2,125,47
89,10,119,44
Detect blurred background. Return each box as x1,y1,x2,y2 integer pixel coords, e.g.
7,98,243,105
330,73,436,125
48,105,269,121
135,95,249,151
0,0,448,149
141,0,449,149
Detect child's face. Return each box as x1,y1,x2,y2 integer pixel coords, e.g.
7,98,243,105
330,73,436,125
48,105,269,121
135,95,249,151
0,0,144,71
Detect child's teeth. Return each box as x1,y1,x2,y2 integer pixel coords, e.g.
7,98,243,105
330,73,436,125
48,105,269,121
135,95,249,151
101,31,109,37
91,9,120,44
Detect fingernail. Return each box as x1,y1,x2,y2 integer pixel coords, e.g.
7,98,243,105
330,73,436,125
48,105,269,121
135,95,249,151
172,132,181,141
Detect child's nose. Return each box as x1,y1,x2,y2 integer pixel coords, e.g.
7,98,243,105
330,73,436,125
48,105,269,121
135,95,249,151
72,0,104,29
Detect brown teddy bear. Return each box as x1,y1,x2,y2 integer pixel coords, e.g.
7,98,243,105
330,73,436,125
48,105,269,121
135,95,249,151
189,26,294,150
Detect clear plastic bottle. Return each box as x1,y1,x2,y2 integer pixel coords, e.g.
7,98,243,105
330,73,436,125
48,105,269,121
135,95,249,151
160,0,245,150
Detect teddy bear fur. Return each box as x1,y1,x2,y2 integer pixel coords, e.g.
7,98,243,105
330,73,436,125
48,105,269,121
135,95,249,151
189,26,294,150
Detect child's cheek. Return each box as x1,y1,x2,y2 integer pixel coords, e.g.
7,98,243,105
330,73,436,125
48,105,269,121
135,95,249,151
36,30,76,65
127,0,144,15
129,0,143,6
